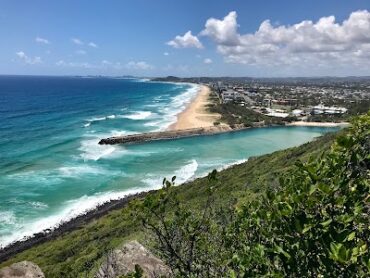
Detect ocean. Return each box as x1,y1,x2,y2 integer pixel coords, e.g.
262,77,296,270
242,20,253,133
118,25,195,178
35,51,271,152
0,76,337,247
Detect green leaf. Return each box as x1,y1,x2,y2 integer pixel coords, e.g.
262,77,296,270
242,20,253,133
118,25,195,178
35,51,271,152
309,184,317,195
346,231,356,241
320,219,332,227
274,245,291,260
302,224,313,234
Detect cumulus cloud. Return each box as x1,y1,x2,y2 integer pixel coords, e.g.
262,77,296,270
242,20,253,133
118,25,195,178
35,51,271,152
126,61,154,70
88,42,98,48
203,58,213,64
16,51,42,64
75,50,87,55
35,37,50,44
163,52,169,56
167,31,203,49
200,10,370,71
71,38,83,45
200,11,240,46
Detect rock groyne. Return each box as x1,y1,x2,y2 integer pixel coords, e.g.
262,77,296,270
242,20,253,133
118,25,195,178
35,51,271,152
99,126,234,145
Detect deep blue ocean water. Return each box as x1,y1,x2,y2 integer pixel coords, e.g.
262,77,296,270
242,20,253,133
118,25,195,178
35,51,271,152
0,76,338,247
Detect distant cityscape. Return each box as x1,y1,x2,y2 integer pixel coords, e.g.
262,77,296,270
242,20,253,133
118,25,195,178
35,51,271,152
153,76,370,123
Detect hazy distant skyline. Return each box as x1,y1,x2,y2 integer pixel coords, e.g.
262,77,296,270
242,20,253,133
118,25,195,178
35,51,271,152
1,0,370,77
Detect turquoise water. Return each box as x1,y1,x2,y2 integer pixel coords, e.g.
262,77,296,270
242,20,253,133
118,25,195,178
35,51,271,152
0,76,338,247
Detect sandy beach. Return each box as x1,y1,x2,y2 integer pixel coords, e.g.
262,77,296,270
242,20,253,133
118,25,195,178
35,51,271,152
288,121,349,127
169,85,221,130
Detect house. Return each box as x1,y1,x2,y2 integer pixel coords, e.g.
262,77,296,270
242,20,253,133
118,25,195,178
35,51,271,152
312,104,347,115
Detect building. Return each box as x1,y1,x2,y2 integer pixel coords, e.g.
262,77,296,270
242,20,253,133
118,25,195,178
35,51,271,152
221,89,236,103
312,104,347,115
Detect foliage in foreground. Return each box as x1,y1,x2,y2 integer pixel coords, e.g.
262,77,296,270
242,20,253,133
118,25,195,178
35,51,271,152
140,113,370,277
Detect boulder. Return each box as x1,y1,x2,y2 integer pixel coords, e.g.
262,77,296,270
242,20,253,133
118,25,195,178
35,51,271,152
96,241,171,278
0,261,44,278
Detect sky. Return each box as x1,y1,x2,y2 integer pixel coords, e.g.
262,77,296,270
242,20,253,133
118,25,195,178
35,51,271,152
1,0,370,77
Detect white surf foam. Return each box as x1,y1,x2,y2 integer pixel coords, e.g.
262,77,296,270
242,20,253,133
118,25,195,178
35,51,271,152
79,138,116,161
198,159,249,178
154,84,200,131
29,202,49,209
0,211,16,226
143,159,198,188
119,111,153,120
89,116,106,122
7,171,63,186
0,157,250,248
0,188,143,248
84,114,119,126
59,165,111,178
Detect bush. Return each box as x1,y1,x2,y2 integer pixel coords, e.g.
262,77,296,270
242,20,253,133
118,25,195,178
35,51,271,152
229,112,370,277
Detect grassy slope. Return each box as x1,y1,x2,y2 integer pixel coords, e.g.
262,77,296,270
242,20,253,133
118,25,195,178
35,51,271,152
0,131,338,277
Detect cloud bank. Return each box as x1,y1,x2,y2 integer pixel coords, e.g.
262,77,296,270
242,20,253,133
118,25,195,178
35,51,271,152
200,10,370,70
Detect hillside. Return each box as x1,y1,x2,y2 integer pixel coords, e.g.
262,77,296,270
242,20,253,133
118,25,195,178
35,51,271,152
0,128,339,277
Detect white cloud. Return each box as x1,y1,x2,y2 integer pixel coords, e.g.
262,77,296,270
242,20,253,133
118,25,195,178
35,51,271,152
200,10,370,72
35,37,50,44
71,38,83,45
167,31,203,49
75,50,87,55
163,52,169,56
200,11,240,46
203,58,213,64
56,60,96,69
126,61,154,70
56,60,66,66
16,51,42,64
101,60,112,65
88,42,98,48
56,59,124,70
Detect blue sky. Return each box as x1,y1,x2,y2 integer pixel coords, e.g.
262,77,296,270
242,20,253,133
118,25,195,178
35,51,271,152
1,0,370,76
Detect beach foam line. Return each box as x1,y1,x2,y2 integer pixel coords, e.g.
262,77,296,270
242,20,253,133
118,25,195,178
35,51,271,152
0,157,249,248
119,111,154,120
153,84,200,131
0,165,179,248
0,188,145,248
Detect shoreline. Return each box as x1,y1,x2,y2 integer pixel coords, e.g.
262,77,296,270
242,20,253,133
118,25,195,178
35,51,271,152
0,191,151,262
169,85,221,130
287,121,349,127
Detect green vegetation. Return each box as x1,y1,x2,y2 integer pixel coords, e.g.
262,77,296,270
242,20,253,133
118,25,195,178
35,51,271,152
2,113,369,277
141,113,370,277
209,102,287,127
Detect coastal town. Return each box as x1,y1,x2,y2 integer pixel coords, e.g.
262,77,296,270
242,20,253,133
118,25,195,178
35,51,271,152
154,76,370,126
